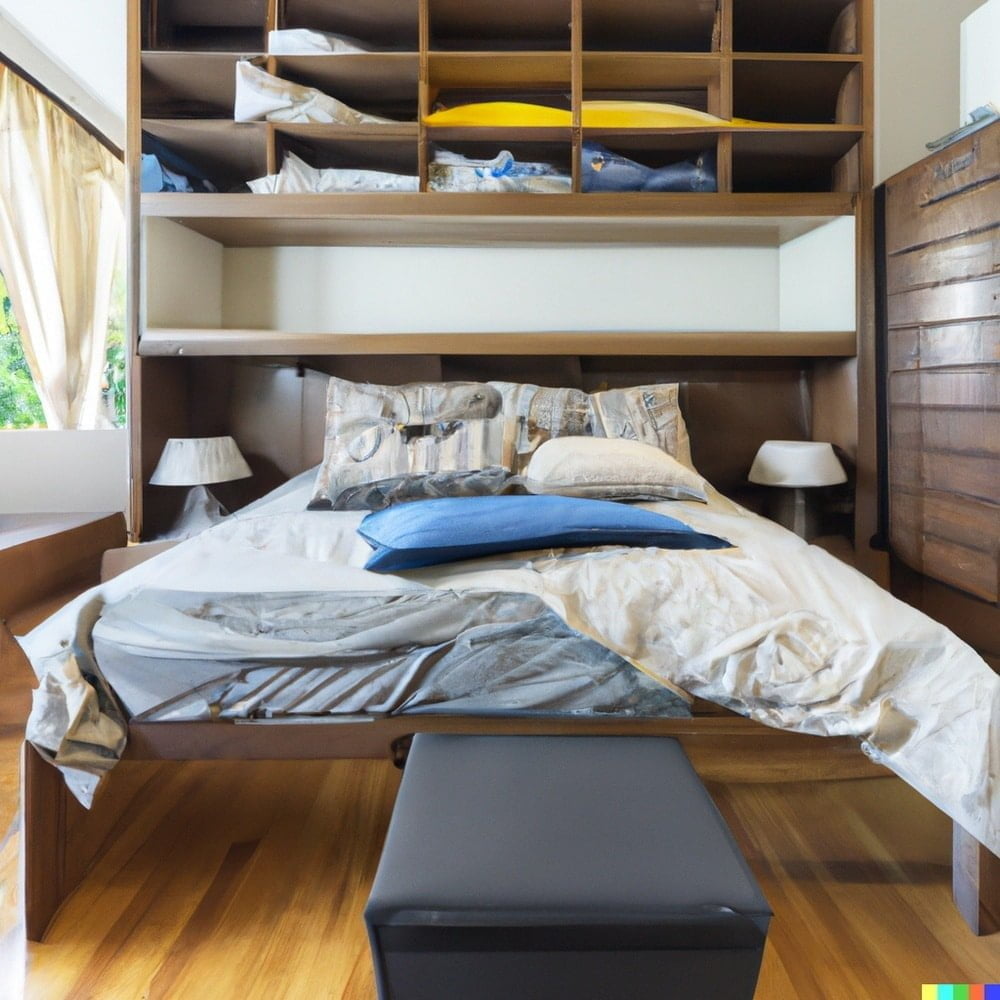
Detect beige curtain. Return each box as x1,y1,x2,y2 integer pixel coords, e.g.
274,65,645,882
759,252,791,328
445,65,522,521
0,66,124,429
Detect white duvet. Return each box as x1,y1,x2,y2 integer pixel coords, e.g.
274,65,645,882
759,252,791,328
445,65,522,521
20,470,1000,855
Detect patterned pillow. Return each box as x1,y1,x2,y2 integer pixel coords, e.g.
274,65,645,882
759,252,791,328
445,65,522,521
490,381,694,473
309,376,694,510
309,377,510,510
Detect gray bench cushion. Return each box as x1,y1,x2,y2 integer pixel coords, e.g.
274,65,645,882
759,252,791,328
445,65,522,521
366,734,771,999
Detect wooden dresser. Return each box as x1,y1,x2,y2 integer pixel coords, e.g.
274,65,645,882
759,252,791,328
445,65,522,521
883,120,1000,666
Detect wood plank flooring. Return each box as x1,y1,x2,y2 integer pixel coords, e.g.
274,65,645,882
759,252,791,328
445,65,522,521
2,643,998,998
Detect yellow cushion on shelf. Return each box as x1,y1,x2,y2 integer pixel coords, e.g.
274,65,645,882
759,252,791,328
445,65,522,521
582,101,760,128
424,100,771,129
424,102,572,127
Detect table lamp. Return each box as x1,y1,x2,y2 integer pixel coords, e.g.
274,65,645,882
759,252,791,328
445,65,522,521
748,440,846,539
150,436,252,537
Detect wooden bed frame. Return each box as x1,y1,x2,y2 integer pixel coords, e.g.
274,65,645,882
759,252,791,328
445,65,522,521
20,693,887,942
14,627,999,943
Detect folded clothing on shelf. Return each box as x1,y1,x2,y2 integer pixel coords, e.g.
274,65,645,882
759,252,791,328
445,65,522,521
428,148,571,193
140,134,219,193
234,60,398,125
581,142,717,192
267,28,372,55
248,151,418,193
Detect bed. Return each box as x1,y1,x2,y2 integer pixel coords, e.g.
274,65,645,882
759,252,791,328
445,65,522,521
15,365,1000,941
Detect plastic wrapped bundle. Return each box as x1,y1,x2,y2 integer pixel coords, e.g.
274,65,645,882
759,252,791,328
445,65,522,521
248,152,418,194
429,148,570,193
267,28,371,54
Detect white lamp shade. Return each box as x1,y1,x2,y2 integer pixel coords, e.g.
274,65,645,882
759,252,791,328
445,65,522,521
150,436,252,486
748,440,846,488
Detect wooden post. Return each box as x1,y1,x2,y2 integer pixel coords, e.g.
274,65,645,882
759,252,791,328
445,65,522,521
20,742,71,942
953,822,1000,935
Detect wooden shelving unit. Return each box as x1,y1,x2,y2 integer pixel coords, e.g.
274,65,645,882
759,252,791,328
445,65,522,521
127,0,875,543
137,0,868,208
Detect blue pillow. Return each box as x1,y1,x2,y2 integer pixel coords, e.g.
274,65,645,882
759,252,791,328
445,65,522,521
358,495,732,571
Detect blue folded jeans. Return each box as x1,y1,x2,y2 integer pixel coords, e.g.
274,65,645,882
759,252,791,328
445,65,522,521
581,142,717,192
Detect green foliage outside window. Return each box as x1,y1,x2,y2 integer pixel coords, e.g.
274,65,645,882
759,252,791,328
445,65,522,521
0,269,127,429
0,272,45,428
102,270,127,428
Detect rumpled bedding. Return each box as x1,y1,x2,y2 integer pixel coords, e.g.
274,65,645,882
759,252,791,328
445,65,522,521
19,469,1000,854
92,589,689,722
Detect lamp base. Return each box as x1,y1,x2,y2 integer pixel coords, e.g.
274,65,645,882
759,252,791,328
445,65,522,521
767,487,820,540
159,484,230,539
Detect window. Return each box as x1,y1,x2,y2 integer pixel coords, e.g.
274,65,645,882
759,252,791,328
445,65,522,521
0,269,127,429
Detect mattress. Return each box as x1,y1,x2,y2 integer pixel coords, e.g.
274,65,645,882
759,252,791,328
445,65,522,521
19,467,1000,855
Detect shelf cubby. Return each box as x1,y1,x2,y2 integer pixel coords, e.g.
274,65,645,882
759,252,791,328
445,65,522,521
733,0,856,53
731,127,862,193
427,138,572,193
274,126,420,181
428,0,571,52
272,54,420,122
733,57,861,124
142,120,270,192
278,0,419,51
582,53,718,117
146,0,268,51
428,53,573,91
580,132,721,193
142,52,252,118
582,0,719,53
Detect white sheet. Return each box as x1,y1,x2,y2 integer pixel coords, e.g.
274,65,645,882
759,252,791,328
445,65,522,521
20,473,1000,855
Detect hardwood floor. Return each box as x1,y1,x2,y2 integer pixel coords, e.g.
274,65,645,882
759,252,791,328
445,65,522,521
2,646,998,998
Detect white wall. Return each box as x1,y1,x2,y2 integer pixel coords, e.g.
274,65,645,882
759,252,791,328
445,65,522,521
779,217,856,331
961,0,1000,121
0,0,125,147
220,245,782,333
875,0,987,183
0,430,128,513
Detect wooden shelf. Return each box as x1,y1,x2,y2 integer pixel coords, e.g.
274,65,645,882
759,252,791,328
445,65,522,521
141,190,856,246
139,328,858,358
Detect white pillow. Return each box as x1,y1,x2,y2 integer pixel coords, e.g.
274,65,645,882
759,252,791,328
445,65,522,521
524,437,708,502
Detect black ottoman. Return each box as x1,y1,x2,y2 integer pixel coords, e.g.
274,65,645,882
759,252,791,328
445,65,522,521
365,734,771,1000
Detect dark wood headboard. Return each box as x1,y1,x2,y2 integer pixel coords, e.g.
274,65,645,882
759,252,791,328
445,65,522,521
139,353,847,536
